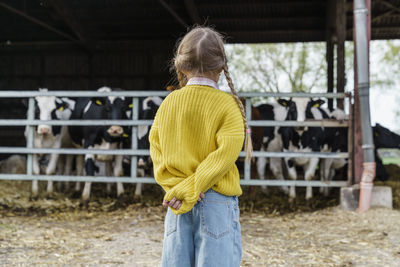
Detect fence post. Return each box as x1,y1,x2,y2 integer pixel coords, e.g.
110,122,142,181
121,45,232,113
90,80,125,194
130,97,139,179
26,97,35,176
244,97,251,180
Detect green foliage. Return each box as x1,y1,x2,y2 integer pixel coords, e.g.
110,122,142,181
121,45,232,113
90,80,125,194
224,42,328,94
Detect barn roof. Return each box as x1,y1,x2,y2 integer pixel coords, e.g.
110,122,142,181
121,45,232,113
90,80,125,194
0,0,399,48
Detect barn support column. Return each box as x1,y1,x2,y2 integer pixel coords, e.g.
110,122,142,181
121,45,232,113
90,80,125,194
326,0,335,110
326,0,346,110
326,42,334,110
336,0,346,110
354,0,375,212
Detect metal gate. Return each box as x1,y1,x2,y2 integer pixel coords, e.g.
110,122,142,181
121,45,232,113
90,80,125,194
0,90,351,189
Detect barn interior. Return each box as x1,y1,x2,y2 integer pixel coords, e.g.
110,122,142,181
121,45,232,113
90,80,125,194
0,0,399,155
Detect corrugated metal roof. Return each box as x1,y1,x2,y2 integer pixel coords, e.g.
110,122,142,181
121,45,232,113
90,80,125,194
0,0,399,45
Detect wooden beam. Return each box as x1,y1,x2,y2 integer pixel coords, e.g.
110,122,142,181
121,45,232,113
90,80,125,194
372,10,395,23
0,1,79,43
336,0,346,110
159,0,188,29
184,0,202,25
326,41,334,110
326,0,335,110
379,0,400,14
47,0,94,51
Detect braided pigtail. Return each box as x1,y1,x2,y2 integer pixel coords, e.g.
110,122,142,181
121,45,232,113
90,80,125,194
223,63,253,162
176,70,188,89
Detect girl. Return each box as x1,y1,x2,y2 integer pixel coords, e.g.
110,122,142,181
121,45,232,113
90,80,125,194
149,26,252,267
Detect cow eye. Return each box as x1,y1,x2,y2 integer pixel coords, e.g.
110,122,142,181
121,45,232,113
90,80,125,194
128,103,133,109
95,100,103,106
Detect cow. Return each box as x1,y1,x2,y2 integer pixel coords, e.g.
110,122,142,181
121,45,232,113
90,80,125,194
319,108,348,196
320,121,397,191
254,101,289,194
373,123,400,181
122,96,164,197
25,89,76,198
373,123,400,150
277,98,326,202
68,87,130,205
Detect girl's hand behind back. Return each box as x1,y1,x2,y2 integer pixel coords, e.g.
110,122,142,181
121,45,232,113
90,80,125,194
162,193,205,211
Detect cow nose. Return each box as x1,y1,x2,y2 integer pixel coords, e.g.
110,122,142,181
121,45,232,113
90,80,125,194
38,126,51,134
296,126,305,131
108,125,123,136
138,158,146,167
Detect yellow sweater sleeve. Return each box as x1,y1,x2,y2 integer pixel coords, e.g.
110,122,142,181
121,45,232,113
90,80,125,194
163,107,244,215
149,123,186,192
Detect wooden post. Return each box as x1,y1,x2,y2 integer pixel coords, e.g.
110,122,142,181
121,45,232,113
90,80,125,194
326,0,335,110
336,0,346,110
326,41,334,110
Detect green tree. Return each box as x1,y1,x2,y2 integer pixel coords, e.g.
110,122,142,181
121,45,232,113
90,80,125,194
223,43,327,94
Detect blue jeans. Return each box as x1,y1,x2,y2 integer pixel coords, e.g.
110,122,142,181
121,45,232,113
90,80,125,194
161,189,242,267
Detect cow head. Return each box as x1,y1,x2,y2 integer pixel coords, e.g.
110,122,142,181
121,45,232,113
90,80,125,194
373,123,400,149
93,87,131,138
34,89,75,135
278,98,324,132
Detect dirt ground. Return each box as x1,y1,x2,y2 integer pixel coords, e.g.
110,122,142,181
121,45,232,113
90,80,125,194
0,179,400,267
1,205,400,267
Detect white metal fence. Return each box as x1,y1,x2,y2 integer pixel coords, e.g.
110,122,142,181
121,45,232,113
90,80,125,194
0,90,350,188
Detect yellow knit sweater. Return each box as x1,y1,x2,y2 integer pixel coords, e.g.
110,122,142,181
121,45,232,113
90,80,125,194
149,84,245,215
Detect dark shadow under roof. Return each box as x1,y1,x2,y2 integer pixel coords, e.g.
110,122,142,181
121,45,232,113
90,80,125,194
0,0,399,47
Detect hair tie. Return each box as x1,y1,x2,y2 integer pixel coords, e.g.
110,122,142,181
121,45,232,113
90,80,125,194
246,128,251,135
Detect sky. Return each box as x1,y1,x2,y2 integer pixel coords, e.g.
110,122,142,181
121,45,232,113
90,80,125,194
369,40,400,132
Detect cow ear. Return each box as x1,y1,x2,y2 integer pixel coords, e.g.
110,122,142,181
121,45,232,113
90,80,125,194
92,97,104,106
278,99,290,107
312,99,325,108
373,127,379,137
126,97,133,109
57,102,69,112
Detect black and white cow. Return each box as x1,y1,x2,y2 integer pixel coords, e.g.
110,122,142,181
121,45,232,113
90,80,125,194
25,89,76,198
320,121,397,190
277,98,326,201
319,108,348,196
255,102,288,194
373,123,400,181
68,87,130,204
373,123,400,150
319,118,399,192
122,96,163,197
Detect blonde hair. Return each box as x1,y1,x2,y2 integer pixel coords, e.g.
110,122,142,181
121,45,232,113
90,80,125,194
171,26,252,161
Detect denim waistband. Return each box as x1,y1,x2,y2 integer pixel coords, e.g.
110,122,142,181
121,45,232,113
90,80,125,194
204,188,238,205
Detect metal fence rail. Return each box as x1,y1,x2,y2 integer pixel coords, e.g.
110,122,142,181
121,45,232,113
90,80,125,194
0,90,351,188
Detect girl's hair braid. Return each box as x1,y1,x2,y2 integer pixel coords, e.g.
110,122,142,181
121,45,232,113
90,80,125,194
222,62,253,161
176,69,187,89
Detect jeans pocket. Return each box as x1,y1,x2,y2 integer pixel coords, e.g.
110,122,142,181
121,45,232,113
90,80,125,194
200,200,230,239
165,209,177,236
